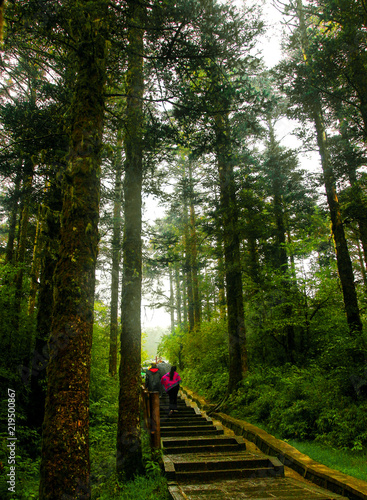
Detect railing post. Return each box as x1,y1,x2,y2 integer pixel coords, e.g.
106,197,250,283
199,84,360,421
149,391,161,449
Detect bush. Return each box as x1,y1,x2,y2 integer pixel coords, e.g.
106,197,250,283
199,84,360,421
159,319,229,401
223,365,367,451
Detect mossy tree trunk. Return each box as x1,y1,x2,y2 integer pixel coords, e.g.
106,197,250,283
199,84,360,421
39,1,108,497
116,0,145,480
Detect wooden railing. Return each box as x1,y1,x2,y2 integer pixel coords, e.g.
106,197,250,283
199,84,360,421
141,386,161,448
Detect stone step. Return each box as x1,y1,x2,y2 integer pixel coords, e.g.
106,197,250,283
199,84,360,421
160,397,188,404
160,404,193,410
168,477,348,500
161,427,224,437
162,420,213,427
174,456,280,472
163,451,285,482
161,420,208,427
162,435,246,454
173,465,284,482
160,404,195,410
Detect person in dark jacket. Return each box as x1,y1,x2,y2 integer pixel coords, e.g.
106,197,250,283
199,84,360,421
145,363,161,393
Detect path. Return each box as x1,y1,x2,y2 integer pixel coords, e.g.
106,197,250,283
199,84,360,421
159,392,348,500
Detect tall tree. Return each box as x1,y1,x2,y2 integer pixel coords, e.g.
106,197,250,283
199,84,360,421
165,0,265,391
116,0,145,480
277,0,363,335
296,0,362,335
214,110,247,391
39,1,109,497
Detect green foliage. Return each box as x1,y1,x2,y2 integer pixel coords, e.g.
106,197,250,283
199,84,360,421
224,365,367,451
0,264,36,368
159,319,229,401
157,329,183,368
0,425,41,499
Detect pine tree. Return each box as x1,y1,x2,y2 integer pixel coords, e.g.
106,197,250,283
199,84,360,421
39,1,109,496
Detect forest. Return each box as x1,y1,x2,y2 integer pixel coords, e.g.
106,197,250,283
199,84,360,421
0,0,366,498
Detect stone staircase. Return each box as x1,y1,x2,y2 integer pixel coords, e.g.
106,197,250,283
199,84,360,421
159,392,348,500
160,393,284,483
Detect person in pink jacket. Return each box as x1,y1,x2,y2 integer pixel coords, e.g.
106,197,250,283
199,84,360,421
161,365,181,415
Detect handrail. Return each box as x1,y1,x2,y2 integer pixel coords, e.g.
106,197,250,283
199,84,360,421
141,385,161,448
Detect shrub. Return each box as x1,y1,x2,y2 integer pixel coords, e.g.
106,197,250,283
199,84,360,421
224,365,367,451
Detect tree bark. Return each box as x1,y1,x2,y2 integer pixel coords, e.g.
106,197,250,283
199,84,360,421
39,2,108,497
116,0,145,480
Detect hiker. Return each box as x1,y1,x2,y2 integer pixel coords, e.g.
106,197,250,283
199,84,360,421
161,365,181,415
145,363,161,393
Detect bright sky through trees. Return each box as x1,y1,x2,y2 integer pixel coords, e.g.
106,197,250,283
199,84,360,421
141,0,301,332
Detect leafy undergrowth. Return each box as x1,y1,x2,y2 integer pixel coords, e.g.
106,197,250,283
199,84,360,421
223,365,367,451
89,318,169,500
182,363,367,482
90,413,169,500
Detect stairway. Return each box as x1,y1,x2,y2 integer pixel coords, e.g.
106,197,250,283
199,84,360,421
159,392,348,499
159,393,284,483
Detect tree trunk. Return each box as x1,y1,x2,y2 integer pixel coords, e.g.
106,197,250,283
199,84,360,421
13,161,34,334
182,265,188,328
39,2,108,497
27,181,62,429
28,205,42,316
356,237,367,289
169,264,175,333
214,112,247,393
268,122,296,361
313,108,362,334
296,0,362,335
183,200,195,332
116,0,145,480
175,261,182,327
217,249,227,319
188,162,201,329
340,126,367,273
109,133,123,377
5,169,21,265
